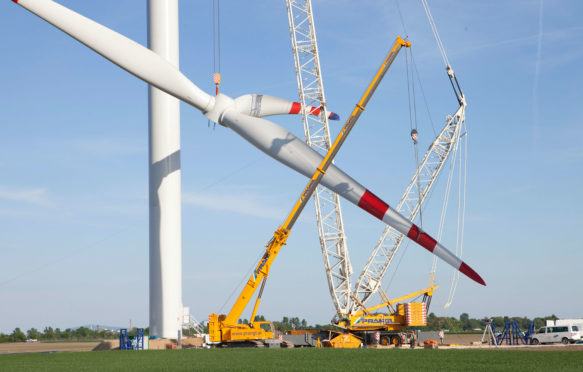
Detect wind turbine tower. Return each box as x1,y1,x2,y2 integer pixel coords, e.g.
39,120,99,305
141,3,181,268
147,0,183,339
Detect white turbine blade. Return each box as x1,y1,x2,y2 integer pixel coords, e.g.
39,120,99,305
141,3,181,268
234,94,339,120
12,0,484,286
220,110,485,286
221,109,365,203
13,0,213,112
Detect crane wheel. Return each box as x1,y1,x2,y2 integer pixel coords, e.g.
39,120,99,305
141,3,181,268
380,335,391,346
390,335,401,346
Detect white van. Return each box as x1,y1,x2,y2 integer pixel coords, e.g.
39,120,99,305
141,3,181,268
531,325,581,345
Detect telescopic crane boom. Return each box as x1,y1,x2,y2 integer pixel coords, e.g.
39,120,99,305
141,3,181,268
209,37,411,344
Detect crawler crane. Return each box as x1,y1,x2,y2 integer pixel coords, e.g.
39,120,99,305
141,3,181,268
208,37,411,345
329,284,437,347
284,1,471,349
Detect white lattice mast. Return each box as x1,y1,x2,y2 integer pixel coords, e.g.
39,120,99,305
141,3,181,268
286,0,352,313
352,102,466,310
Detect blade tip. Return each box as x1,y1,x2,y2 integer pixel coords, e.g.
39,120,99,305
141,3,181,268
459,262,486,286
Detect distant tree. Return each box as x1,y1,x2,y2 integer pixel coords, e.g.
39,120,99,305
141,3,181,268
26,328,41,340
492,317,505,328
43,326,56,340
61,329,72,340
447,317,462,332
290,317,300,330
10,328,26,342
460,313,471,330
469,318,483,330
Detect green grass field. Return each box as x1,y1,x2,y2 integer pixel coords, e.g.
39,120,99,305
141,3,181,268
1,348,581,371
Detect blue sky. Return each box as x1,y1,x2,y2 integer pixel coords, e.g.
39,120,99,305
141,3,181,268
1,0,582,333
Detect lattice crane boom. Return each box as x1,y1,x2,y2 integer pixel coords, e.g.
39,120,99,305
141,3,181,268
352,99,466,310
286,0,352,313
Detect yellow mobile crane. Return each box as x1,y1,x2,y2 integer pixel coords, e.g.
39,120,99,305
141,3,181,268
208,37,410,345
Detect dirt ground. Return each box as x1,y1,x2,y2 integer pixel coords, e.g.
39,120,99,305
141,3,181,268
441,333,583,351
2,335,582,353
0,337,206,354
443,333,483,344
0,341,104,354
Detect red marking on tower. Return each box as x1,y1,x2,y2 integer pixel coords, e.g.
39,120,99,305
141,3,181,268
358,190,389,220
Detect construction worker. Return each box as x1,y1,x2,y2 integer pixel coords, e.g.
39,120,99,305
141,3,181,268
409,330,416,349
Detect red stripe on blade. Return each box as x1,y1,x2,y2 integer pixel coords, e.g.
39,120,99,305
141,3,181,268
459,262,486,286
289,102,301,114
309,107,321,115
358,190,389,220
407,225,437,253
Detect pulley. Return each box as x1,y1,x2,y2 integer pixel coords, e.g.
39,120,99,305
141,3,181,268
410,129,418,144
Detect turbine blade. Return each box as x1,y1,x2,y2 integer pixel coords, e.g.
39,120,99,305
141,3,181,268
234,94,339,120
220,111,485,286
13,0,213,112
12,0,483,286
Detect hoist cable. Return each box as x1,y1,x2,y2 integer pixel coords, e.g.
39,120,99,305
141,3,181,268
430,125,460,276
406,48,423,229
411,54,437,137
212,0,222,74
394,0,408,38
217,0,221,73
421,0,450,68
444,124,469,309
405,50,413,131
212,0,216,73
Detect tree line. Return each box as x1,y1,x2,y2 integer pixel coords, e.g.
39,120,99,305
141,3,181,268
1,313,562,342
425,313,560,332
0,326,119,343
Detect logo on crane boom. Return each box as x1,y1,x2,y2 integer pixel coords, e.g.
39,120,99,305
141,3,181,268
253,253,270,281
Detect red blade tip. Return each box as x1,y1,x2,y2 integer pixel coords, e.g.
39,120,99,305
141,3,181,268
459,262,486,286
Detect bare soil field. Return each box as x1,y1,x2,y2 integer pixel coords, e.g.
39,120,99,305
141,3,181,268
442,333,583,351
2,335,582,354
0,341,105,354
